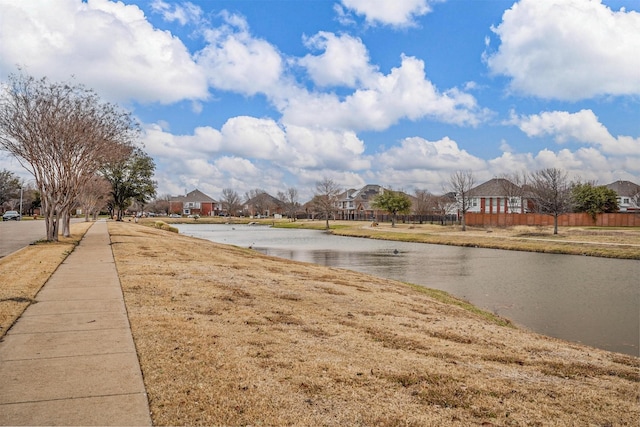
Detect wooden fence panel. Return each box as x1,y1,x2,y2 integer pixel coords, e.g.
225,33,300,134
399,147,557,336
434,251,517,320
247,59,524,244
465,212,640,227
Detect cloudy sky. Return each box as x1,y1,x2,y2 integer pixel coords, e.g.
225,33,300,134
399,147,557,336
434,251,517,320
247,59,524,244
1,0,638,200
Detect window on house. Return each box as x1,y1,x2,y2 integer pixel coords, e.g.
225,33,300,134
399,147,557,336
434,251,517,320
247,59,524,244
623,198,630,204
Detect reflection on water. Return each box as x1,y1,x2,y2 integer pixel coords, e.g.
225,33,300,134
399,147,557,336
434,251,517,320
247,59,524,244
177,223,640,356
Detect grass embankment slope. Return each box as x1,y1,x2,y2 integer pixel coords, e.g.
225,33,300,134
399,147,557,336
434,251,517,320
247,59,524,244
109,221,638,426
0,221,94,337
155,216,640,260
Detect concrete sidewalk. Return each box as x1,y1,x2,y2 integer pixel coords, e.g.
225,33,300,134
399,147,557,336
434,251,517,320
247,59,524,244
0,220,152,426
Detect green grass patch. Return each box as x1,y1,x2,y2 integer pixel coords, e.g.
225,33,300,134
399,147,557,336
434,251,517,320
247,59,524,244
406,284,514,327
153,221,179,233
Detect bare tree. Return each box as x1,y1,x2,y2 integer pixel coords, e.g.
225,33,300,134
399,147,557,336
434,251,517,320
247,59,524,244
448,170,475,231
0,73,136,240
413,189,434,224
498,172,528,214
528,168,572,234
433,193,457,225
147,194,171,216
277,187,300,221
313,178,342,230
631,188,640,212
221,188,242,217
244,189,268,217
77,174,111,221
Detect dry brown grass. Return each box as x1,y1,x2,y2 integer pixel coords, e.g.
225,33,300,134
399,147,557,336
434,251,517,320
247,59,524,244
110,221,639,426
330,222,640,259
0,221,94,337
141,217,640,259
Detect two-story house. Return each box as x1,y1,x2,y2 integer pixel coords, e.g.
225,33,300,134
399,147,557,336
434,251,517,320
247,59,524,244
169,189,219,216
337,185,384,220
467,178,528,214
605,180,640,212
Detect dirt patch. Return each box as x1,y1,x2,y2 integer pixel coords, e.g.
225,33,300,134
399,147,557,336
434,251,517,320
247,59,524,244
110,221,639,426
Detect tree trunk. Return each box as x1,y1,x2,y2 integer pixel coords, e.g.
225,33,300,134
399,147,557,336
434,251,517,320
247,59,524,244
553,214,559,235
461,211,467,231
62,210,72,237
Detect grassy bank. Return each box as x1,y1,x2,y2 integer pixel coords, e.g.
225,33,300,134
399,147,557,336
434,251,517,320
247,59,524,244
143,217,640,259
109,221,638,426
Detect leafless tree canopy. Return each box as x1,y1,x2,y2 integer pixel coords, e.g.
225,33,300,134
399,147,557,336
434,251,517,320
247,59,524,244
244,189,272,217
448,170,475,231
221,188,242,216
413,189,433,223
0,73,137,240
277,187,300,221
313,178,342,230
527,168,572,234
77,174,111,222
499,172,528,213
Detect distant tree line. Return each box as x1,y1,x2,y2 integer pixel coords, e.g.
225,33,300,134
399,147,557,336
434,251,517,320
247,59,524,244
137,167,628,235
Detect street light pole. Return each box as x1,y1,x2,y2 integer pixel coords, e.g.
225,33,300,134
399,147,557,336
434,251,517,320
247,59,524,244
19,185,23,218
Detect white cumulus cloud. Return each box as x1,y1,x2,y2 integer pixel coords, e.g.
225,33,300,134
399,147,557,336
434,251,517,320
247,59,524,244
298,32,377,87
283,55,487,131
0,0,208,104
196,13,283,96
150,0,203,25
510,109,640,155
338,0,433,27
377,137,486,171
486,0,640,100
220,116,287,159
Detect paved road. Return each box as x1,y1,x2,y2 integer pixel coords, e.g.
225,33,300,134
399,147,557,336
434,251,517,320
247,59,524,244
0,219,46,258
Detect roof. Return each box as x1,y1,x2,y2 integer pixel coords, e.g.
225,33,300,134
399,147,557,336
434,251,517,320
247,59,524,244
469,178,519,197
171,189,217,203
605,180,640,197
244,192,283,208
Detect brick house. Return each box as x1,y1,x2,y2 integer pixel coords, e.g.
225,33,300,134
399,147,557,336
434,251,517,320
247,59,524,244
468,178,529,214
169,189,219,216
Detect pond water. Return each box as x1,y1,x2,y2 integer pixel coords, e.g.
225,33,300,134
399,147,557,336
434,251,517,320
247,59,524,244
176,223,640,356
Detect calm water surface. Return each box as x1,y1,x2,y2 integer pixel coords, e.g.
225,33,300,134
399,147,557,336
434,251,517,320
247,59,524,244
177,223,640,356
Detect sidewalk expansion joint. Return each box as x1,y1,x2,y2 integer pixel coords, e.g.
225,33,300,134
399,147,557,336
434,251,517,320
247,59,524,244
0,391,149,407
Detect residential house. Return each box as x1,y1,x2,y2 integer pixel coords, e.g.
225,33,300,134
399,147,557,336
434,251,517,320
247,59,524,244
243,192,284,217
467,178,528,214
337,184,384,220
169,189,219,216
605,180,640,212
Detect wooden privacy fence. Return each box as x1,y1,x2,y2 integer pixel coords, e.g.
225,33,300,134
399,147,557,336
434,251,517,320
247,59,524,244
465,212,640,227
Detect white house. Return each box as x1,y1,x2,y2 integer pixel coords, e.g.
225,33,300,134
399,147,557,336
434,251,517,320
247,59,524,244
605,180,640,212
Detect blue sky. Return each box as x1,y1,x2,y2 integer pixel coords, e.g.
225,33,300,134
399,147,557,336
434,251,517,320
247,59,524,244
1,0,638,201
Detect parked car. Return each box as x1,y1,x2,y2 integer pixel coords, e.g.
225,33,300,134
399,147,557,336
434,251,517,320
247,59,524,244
2,210,21,221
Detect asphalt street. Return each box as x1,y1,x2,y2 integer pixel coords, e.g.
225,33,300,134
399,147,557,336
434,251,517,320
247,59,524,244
0,219,46,258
